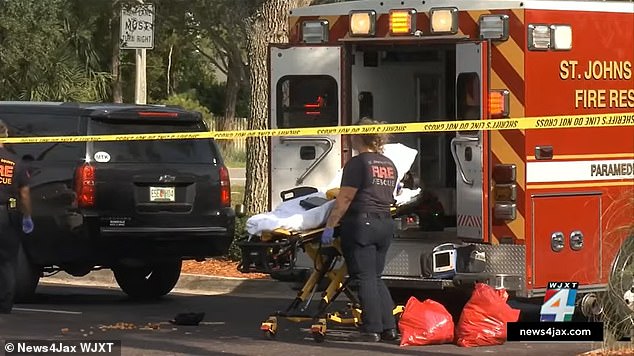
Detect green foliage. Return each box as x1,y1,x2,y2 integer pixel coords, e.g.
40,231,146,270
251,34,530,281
157,92,215,127
0,0,110,101
223,148,247,167
227,216,249,262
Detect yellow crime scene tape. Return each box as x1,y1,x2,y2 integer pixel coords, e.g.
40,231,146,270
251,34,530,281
0,112,632,144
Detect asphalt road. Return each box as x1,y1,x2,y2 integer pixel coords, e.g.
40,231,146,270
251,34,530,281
0,283,606,356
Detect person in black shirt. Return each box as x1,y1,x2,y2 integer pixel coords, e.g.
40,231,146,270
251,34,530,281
0,119,34,314
321,117,398,342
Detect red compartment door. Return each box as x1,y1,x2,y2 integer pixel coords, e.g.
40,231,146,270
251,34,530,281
532,194,601,289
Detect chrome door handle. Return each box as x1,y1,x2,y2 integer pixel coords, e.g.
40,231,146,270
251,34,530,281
279,137,334,185
551,232,565,252
570,230,584,251
450,136,478,186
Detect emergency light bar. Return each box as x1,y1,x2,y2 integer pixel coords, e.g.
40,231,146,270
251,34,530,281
479,14,509,41
528,23,572,50
302,20,329,43
389,9,416,35
550,25,572,50
349,10,376,36
528,24,551,50
430,7,458,34
489,89,510,118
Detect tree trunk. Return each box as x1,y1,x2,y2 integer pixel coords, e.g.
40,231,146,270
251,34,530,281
244,0,312,214
218,57,241,151
111,1,123,103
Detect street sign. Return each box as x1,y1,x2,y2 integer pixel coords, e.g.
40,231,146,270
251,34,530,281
120,4,154,49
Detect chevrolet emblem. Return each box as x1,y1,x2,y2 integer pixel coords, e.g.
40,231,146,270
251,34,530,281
159,175,176,183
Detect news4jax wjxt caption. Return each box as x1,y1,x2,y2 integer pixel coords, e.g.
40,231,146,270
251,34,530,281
507,282,604,342
3,340,121,355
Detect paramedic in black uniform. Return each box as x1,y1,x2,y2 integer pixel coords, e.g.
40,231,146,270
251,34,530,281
0,119,34,314
321,117,398,342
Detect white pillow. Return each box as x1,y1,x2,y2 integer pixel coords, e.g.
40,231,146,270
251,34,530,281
322,143,419,196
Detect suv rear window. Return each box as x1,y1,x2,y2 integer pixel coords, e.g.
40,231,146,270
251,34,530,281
0,112,83,162
88,119,216,164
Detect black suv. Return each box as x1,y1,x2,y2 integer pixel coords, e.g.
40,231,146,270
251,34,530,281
0,102,235,300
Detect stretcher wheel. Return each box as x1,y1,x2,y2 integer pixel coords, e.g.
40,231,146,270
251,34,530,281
260,317,278,340
263,330,276,340
310,319,327,343
312,332,325,343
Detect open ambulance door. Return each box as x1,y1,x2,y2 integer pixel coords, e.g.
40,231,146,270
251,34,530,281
269,46,343,209
452,42,489,240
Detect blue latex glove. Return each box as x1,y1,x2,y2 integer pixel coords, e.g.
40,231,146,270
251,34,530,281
22,216,34,234
321,227,335,245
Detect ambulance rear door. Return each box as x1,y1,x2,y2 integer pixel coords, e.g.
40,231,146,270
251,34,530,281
452,41,489,240
269,46,343,208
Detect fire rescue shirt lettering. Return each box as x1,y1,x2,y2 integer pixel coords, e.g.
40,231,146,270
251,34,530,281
0,148,29,204
341,152,397,215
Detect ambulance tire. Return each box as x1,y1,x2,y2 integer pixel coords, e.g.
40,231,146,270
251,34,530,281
13,245,41,303
603,236,634,341
113,259,182,300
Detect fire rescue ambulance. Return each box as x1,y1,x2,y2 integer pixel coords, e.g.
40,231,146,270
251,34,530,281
265,0,634,316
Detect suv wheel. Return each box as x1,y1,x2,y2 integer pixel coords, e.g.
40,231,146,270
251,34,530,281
113,259,182,300
14,245,42,303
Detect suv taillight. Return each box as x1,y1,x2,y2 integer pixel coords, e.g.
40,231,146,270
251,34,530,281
219,165,231,207
75,164,95,208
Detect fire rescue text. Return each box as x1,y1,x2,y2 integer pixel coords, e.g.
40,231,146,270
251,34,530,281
559,60,634,109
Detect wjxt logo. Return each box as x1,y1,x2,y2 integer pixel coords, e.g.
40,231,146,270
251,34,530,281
540,281,579,322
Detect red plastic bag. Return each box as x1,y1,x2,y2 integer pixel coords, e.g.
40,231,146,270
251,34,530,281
455,283,521,347
398,297,454,347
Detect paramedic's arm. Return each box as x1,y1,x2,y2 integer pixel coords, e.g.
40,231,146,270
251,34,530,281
19,186,32,217
17,163,32,216
325,186,357,228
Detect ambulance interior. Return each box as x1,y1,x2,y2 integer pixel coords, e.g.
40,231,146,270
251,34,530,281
350,44,475,230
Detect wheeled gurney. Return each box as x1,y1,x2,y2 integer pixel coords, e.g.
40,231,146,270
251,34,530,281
237,187,413,342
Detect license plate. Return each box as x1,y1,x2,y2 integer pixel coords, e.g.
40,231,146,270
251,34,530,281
150,186,175,202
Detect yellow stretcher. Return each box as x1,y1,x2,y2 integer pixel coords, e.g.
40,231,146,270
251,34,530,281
237,225,405,342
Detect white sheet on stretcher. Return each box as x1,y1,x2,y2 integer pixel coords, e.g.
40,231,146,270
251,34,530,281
246,192,335,236
246,143,420,236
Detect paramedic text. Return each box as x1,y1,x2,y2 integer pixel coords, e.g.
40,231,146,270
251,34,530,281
4,340,121,355
507,322,603,342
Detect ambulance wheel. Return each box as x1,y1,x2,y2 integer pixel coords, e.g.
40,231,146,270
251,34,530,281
113,259,182,300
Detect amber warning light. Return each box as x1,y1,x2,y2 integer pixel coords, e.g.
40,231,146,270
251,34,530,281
389,9,416,35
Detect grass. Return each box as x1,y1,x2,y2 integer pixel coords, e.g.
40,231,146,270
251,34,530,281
221,147,246,168
231,184,245,205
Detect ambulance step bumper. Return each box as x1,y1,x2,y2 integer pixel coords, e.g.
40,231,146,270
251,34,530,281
382,276,454,290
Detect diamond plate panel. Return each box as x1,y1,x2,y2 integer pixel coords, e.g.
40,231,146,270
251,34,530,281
384,249,415,276
474,243,526,276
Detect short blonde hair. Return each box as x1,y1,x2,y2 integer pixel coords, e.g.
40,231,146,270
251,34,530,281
354,117,390,153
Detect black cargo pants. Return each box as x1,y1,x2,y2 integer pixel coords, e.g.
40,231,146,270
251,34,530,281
0,206,19,313
340,213,396,334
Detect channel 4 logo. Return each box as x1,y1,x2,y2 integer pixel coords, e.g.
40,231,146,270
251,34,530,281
540,282,578,322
